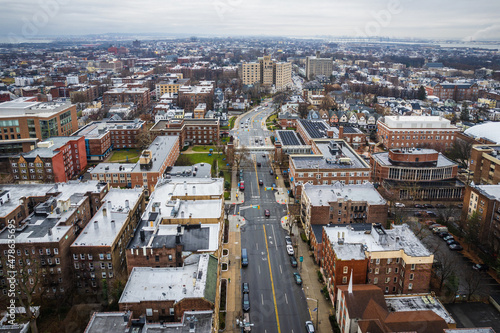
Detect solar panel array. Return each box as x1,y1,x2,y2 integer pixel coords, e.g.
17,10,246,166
277,130,301,146
342,126,360,134
300,120,328,139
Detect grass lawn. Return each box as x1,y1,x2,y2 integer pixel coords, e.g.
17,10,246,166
176,153,230,168
192,145,216,152
229,116,236,129
108,149,141,163
267,113,277,123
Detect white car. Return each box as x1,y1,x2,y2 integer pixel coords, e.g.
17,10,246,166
394,202,405,208
286,245,294,256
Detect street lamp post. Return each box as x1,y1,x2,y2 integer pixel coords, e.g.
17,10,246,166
307,297,319,330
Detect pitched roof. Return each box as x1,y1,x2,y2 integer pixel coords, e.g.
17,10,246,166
338,285,386,319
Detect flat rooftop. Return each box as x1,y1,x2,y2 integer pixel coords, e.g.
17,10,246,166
167,163,212,179
276,130,304,146
299,119,331,139
72,188,143,247
0,184,54,218
0,101,73,118
303,182,386,206
474,184,500,201
324,223,432,260
291,140,369,170
119,254,210,303
22,137,81,159
382,115,457,129
385,295,456,325
72,120,144,138
84,312,130,333
371,151,456,168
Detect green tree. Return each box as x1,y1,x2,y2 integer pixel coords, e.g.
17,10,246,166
417,86,426,100
460,103,470,121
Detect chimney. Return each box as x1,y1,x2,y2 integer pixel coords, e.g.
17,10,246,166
48,228,52,236
140,229,145,242
175,234,181,244
181,211,185,218
110,220,115,228
192,185,196,195
94,221,98,229
339,126,344,138
107,200,112,215
177,225,182,233
102,207,107,217
125,200,129,209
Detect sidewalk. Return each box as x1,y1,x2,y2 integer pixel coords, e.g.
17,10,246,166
287,221,335,333
220,214,245,332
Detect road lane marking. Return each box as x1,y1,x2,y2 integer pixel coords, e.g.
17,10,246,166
279,265,282,274
285,293,288,304
263,225,281,333
256,243,258,250
261,293,264,305
271,224,278,250
253,155,260,196
258,265,261,275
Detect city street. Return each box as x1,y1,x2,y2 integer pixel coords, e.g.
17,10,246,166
234,102,312,332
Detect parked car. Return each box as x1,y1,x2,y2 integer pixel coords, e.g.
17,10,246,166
443,235,455,241
242,293,250,312
449,244,463,251
395,202,405,208
305,321,315,333
436,204,446,208
257,162,261,167
293,272,302,285
425,220,437,226
446,239,458,245
242,282,249,294
414,204,423,208
472,264,489,271
264,209,270,218
438,232,451,238
426,211,437,217
290,256,298,267
285,236,292,245
259,179,263,186
414,212,423,217
457,203,463,208
286,245,294,256
239,181,245,191
424,204,434,208
428,223,442,230
269,169,274,175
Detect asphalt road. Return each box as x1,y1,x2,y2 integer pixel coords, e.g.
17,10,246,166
231,103,275,149
236,103,310,333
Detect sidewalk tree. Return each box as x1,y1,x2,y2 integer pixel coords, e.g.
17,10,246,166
234,146,250,170
136,128,153,150
464,269,484,301
460,103,470,121
464,211,481,250
434,252,458,291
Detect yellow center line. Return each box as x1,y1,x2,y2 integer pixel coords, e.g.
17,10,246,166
263,225,281,333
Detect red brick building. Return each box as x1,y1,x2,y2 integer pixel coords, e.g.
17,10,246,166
321,223,434,303
469,144,500,185
377,116,458,151
103,87,151,110
150,119,220,147
177,81,214,112
9,136,87,183
433,82,478,101
119,254,218,322
371,148,464,200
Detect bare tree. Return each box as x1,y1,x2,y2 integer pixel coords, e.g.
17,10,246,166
136,129,153,150
434,252,458,291
445,140,472,169
464,269,484,301
233,146,250,171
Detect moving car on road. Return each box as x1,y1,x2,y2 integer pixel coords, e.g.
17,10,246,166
259,179,263,186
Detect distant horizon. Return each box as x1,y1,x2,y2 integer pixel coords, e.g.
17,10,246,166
2,0,499,44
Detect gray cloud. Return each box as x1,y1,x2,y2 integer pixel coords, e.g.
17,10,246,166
1,0,499,40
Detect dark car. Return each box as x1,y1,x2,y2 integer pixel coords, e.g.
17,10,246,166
426,211,437,217
414,211,423,217
446,238,458,245
438,232,451,238
293,272,302,285
436,204,446,208
443,235,454,241
242,293,250,312
285,236,292,245
270,169,274,175
242,282,249,294
262,154,266,158
449,243,463,251
257,162,261,167
290,256,298,267
259,179,263,186
414,204,423,208
472,264,489,271
265,209,270,218
424,204,434,208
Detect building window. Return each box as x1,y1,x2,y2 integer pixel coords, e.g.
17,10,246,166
375,268,379,274
373,278,378,284
408,283,413,290
343,266,348,274
409,273,414,280
411,264,415,270
342,276,347,284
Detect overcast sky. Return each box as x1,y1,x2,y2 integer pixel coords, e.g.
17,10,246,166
2,0,500,41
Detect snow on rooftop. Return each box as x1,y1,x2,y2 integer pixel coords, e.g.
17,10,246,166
384,115,457,129
474,184,500,201
324,224,432,260
385,295,455,324
464,122,500,144
303,182,386,206
119,254,210,304
72,188,143,247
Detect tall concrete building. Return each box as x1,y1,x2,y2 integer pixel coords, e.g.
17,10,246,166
306,51,333,80
238,54,292,91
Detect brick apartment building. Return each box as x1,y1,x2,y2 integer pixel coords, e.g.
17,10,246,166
300,182,387,239
126,178,224,273
433,82,478,102
9,136,87,183
371,148,464,200
469,144,500,185
150,118,220,147
289,140,371,196
377,116,458,151
119,254,218,322
90,136,180,194
0,100,78,154
72,120,145,161
155,77,190,97
70,188,145,296
69,85,99,103
0,182,108,302
321,223,434,303
461,184,500,254
177,81,214,112
103,87,151,110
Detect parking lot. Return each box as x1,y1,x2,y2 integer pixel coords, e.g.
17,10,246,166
445,302,500,330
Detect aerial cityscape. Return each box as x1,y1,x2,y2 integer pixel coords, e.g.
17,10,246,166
0,1,500,333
